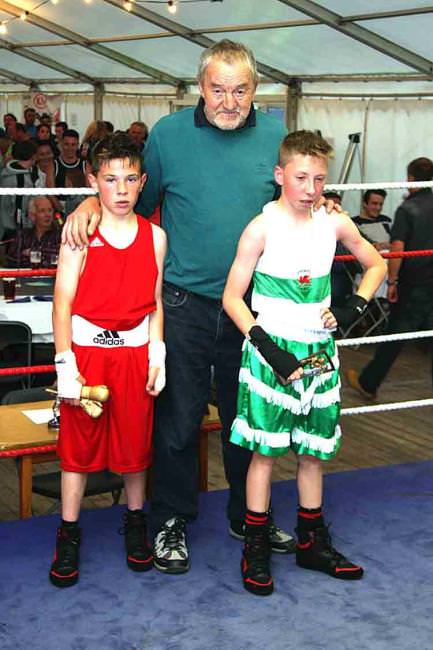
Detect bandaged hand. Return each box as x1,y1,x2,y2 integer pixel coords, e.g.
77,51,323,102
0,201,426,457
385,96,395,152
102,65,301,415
247,326,302,385
147,340,166,395
55,350,83,400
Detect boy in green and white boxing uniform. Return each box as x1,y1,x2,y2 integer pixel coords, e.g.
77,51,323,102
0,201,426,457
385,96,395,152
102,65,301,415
223,130,386,596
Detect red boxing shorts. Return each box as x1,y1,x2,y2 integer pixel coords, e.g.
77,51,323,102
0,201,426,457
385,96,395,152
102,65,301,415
58,342,153,474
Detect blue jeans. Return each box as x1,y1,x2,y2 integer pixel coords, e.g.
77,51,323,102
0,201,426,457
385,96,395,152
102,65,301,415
149,282,252,531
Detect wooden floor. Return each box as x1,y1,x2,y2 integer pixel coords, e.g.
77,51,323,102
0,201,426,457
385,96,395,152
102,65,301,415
1,342,432,521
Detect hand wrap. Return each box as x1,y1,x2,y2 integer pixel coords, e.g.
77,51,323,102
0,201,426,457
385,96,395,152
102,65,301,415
55,349,82,399
247,326,300,383
330,294,368,329
149,340,166,392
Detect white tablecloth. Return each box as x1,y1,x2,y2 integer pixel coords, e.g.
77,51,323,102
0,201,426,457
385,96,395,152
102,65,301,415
0,296,53,343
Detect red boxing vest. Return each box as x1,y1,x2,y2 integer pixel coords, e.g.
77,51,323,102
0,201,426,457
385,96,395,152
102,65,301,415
72,216,157,331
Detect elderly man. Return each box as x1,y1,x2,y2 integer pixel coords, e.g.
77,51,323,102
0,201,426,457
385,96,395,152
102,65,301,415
6,195,61,268
63,39,338,574
127,121,149,152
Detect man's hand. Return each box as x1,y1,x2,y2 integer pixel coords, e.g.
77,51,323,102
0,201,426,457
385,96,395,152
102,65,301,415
387,284,398,303
61,196,101,249
320,307,338,330
315,195,347,215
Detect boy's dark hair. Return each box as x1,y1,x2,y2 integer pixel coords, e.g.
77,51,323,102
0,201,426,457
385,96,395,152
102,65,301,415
36,123,51,133
103,121,114,134
90,133,143,174
56,121,68,131
323,191,341,201
11,140,37,160
279,130,333,166
407,157,433,182
4,112,17,122
362,189,387,203
63,128,79,140
36,139,55,153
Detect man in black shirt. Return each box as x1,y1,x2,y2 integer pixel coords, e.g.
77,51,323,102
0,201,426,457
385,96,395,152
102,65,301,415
347,157,433,398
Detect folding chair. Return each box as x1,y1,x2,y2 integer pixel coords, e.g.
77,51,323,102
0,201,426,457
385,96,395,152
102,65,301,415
337,265,389,339
1,387,123,515
0,320,32,390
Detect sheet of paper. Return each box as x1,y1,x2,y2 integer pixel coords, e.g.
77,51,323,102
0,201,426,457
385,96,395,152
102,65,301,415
22,408,53,424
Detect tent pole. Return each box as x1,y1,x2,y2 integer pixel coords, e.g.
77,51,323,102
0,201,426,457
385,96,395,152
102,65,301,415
94,82,104,121
286,78,301,133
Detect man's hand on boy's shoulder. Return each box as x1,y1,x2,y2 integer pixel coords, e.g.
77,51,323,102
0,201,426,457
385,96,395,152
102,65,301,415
62,196,101,250
315,195,348,216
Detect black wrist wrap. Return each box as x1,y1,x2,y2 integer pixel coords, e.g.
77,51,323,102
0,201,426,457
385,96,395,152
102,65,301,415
248,325,300,380
331,294,368,328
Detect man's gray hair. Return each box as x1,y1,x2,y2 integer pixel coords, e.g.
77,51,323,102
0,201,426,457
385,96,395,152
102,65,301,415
27,196,51,216
197,39,258,85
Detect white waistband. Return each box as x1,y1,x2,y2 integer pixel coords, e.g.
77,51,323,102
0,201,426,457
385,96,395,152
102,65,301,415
72,314,149,348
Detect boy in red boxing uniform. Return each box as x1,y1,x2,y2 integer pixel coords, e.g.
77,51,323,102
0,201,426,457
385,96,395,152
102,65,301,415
50,133,166,588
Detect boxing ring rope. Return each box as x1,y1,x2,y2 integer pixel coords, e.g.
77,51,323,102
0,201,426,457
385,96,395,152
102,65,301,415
1,181,433,460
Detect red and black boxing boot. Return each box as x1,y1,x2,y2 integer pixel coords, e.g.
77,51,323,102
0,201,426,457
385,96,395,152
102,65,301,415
241,510,273,596
49,521,81,588
296,506,363,580
122,509,154,572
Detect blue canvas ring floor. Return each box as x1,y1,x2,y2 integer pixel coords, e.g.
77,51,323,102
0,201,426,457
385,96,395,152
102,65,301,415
1,461,433,650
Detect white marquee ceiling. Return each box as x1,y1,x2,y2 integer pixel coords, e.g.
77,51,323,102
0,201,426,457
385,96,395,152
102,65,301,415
0,0,432,88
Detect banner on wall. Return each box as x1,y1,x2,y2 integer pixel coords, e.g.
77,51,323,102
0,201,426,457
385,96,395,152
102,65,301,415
22,92,63,121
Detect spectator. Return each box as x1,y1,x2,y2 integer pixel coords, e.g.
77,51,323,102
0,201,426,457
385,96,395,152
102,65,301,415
128,121,148,152
23,107,37,137
55,129,86,188
3,113,17,135
103,120,114,134
324,191,357,308
347,157,433,399
352,189,391,251
40,112,53,127
0,140,38,240
14,123,31,143
80,120,109,160
6,195,61,268
55,121,68,146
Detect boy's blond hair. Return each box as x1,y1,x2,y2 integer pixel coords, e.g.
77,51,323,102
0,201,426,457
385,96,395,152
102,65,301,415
279,130,333,167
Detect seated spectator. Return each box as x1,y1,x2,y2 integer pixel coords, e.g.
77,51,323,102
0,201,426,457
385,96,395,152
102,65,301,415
63,168,89,217
39,113,53,128
23,108,37,137
6,196,61,268
128,121,148,152
352,189,391,251
0,140,38,240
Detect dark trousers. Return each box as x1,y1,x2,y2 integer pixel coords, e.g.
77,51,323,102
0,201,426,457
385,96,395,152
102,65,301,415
359,284,433,394
149,282,252,531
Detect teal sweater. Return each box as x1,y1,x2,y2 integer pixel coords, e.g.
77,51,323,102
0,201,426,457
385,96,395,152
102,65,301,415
136,107,286,299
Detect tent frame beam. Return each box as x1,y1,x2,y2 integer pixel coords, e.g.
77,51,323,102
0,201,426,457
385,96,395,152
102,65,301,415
278,0,433,75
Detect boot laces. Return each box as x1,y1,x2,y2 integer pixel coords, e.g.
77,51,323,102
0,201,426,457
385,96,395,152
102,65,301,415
161,519,186,551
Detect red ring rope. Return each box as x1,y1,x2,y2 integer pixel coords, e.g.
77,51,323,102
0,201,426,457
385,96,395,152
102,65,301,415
0,444,57,459
0,365,55,377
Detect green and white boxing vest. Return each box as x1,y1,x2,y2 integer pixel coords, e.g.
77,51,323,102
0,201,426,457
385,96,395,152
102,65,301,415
230,201,342,459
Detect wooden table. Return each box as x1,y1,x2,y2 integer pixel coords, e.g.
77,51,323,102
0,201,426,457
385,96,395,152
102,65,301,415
0,400,57,518
0,400,221,519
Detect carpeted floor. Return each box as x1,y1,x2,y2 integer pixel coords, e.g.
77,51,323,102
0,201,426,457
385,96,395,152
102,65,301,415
1,461,433,650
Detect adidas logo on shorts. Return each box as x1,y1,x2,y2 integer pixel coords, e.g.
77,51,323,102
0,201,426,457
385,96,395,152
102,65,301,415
93,330,125,346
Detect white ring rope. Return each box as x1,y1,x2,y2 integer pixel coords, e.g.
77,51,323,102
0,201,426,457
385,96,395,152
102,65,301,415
341,398,433,416
325,180,433,192
0,180,432,196
0,187,96,196
337,329,433,347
